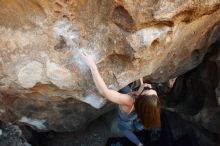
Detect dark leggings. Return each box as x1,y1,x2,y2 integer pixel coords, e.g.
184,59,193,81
106,111,175,146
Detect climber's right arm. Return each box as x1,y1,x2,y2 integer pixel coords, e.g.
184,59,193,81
80,52,133,107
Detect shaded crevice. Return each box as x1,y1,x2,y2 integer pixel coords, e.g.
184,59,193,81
98,54,132,72
110,5,135,32
172,6,220,24
166,37,220,113
172,9,196,23
54,36,68,52
164,110,220,146
135,21,174,31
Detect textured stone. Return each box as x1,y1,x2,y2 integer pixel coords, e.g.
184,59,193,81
18,61,43,88
0,0,219,132
165,40,220,145
0,121,31,146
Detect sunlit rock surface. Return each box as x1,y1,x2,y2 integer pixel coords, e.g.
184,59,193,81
0,0,219,132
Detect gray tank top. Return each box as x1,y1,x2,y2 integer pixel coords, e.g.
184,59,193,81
117,106,144,131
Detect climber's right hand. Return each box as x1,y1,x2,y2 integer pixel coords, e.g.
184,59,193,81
80,51,96,69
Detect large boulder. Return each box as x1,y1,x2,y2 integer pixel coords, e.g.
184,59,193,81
0,121,31,146
165,40,220,146
0,0,219,131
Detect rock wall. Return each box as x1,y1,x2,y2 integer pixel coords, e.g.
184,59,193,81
0,0,219,132
0,121,31,146
165,40,220,146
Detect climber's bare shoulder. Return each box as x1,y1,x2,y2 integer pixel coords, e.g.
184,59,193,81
102,89,133,107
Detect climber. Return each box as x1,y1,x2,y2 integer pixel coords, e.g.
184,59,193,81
80,52,161,146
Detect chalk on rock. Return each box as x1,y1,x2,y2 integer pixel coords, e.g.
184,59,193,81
19,117,47,131
83,94,107,109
